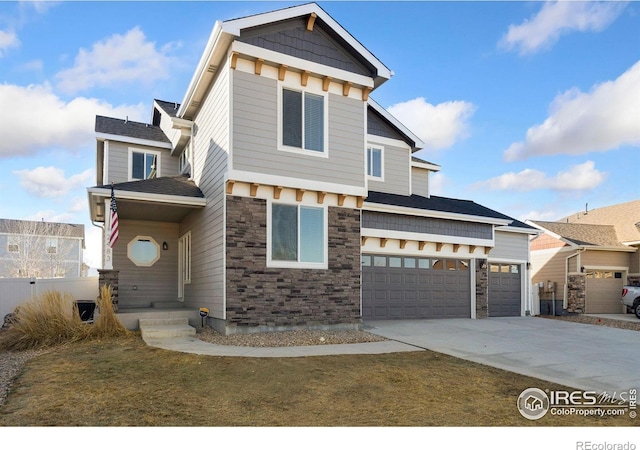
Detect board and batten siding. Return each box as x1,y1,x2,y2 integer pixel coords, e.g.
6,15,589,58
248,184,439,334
113,220,179,308
231,70,365,188
490,231,529,261
179,62,230,319
367,141,410,196
106,141,178,184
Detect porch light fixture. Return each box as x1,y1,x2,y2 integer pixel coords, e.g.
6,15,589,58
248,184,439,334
162,241,168,251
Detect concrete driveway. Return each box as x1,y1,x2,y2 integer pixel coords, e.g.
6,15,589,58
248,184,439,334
365,317,640,394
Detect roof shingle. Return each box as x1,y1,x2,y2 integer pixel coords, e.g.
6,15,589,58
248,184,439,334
531,221,627,248
96,176,204,199
95,115,170,143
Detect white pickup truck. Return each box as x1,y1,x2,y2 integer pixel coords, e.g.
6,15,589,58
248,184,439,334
621,285,640,318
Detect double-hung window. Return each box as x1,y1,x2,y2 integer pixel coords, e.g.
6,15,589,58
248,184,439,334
281,87,326,154
270,203,326,268
366,146,383,179
130,149,160,180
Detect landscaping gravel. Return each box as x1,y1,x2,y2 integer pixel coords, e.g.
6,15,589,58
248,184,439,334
196,327,388,347
0,348,47,408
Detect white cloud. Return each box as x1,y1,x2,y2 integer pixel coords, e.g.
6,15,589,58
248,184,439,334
499,1,626,55
55,27,178,94
0,82,145,157
476,161,606,192
0,29,20,56
22,210,75,223
68,197,89,213
388,97,476,150
14,166,93,198
504,60,640,161
429,172,448,196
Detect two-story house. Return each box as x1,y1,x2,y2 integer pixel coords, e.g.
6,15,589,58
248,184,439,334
87,3,537,334
0,219,86,278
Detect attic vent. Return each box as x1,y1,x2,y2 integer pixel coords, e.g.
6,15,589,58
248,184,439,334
207,64,217,74
191,100,201,108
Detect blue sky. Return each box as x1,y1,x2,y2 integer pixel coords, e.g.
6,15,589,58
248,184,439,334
0,1,639,271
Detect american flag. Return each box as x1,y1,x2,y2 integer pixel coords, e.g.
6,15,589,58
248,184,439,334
109,186,119,248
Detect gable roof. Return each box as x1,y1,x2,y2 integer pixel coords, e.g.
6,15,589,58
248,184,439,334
95,115,171,145
559,199,640,244
365,191,535,229
530,221,630,248
179,2,392,119
154,99,181,118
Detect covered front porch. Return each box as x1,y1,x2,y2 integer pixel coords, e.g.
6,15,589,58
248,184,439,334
87,176,206,318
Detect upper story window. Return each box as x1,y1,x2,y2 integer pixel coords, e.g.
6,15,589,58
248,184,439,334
46,238,58,254
269,202,327,268
7,236,19,253
130,149,160,181
280,87,327,155
367,145,383,179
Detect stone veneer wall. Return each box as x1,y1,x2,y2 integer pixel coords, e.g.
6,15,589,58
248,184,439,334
225,195,361,333
566,274,586,313
475,259,488,318
98,269,119,311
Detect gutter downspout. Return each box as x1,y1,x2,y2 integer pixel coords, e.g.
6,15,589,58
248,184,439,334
564,248,585,310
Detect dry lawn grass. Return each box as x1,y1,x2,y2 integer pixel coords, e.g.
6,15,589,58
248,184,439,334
0,335,634,427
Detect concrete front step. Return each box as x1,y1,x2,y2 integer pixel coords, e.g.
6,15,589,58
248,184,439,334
139,317,196,339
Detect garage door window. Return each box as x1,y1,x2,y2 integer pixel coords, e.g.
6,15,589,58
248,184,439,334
374,256,386,267
404,258,416,268
361,255,372,267
389,257,402,268
418,258,430,269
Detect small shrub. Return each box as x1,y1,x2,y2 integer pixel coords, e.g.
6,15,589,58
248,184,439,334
0,291,90,351
92,284,129,338
0,286,129,351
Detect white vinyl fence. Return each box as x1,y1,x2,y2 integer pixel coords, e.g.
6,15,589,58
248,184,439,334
0,277,99,319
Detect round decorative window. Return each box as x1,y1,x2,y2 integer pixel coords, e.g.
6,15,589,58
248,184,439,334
127,236,160,267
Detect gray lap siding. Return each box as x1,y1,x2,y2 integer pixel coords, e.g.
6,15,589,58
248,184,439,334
225,195,361,331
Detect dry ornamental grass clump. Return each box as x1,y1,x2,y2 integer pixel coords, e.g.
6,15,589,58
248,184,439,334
0,285,129,351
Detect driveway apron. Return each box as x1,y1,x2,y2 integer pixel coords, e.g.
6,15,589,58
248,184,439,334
365,317,640,393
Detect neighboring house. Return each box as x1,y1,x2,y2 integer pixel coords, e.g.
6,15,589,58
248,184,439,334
0,219,86,278
528,201,640,315
87,3,537,334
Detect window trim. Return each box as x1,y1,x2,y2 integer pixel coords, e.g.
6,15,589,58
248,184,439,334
266,200,328,269
366,144,384,180
277,82,329,158
128,148,162,181
127,235,161,267
179,231,192,284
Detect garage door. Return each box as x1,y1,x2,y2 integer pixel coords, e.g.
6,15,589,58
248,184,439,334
585,271,625,314
362,254,471,320
488,263,522,317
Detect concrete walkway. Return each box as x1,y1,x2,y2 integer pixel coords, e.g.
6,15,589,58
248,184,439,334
365,317,640,393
